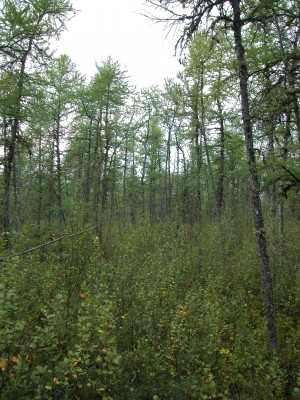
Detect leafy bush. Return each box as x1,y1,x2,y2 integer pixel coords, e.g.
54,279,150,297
0,222,299,399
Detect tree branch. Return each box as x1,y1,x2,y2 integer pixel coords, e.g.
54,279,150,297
1,225,99,263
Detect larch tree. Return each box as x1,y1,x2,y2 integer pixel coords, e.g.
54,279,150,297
145,0,279,351
67,58,131,236
0,0,74,241
42,54,82,236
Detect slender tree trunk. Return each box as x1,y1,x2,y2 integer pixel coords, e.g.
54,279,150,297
2,40,33,245
149,162,155,224
84,119,93,203
3,107,20,241
48,139,55,228
266,124,277,270
199,61,218,223
203,129,217,219
265,89,277,225
101,142,109,211
216,98,225,224
55,115,65,237
141,117,150,218
141,160,146,219
174,126,186,221
13,151,21,233
101,99,110,213
158,151,165,223
3,143,13,235
231,0,278,351
165,127,172,220
122,131,128,223
278,110,291,273
278,194,285,274
130,150,137,227
193,116,202,224
190,70,203,225
93,117,103,241
110,153,117,223
291,84,300,145
37,134,43,235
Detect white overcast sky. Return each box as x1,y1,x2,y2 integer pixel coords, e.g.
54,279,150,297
56,0,181,88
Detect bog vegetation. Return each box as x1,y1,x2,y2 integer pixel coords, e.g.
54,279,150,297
0,0,299,399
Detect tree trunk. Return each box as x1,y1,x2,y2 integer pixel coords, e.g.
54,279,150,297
165,127,172,220
101,99,111,213
216,98,225,224
3,101,20,240
83,119,93,203
55,115,65,238
141,115,150,218
13,151,21,233
231,0,278,351
130,150,137,227
278,110,291,274
2,39,33,245
37,134,43,235
190,70,202,225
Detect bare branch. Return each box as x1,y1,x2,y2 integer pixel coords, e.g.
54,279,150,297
1,225,99,262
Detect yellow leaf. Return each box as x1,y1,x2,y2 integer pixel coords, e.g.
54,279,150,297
219,348,231,355
11,356,20,364
71,358,80,366
0,359,7,370
93,235,99,245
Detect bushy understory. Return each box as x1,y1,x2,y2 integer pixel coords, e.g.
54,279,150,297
0,221,299,400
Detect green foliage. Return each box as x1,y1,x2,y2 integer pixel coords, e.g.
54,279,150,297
1,0,300,398
1,221,298,399
0,236,119,399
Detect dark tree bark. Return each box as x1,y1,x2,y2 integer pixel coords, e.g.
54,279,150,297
146,0,278,351
231,0,278,351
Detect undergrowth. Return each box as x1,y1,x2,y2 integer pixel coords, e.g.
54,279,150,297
0,221,299,399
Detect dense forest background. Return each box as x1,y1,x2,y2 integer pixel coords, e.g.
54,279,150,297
0,0,300,399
